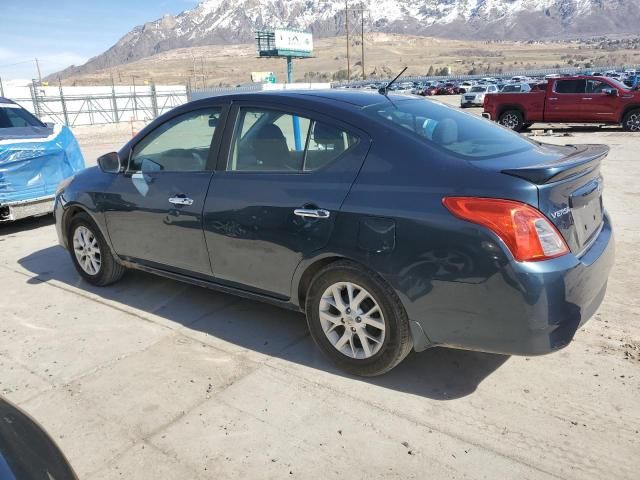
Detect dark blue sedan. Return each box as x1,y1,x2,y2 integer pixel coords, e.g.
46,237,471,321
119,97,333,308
54,90,614,376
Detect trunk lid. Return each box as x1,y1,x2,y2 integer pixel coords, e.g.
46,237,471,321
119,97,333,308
501,143,607,255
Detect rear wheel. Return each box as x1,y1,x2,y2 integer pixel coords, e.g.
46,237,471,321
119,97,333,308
305,261,412,376
622,109,640,132
499,110,525,132
68,212,126,286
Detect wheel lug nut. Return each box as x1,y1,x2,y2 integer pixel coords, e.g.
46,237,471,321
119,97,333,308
341,318,345,323
351,327,356,332
356,317,361,323
346,308,351,314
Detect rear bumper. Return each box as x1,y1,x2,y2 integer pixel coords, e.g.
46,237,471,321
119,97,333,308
416,213,615,356
0,196,55,223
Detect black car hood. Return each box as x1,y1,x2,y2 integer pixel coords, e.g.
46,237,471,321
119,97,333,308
0,126,54,142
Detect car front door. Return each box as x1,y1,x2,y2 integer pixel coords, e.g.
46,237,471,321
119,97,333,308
582,79,622,123
545,79,588,122
103,106,226,276
203,103,370,298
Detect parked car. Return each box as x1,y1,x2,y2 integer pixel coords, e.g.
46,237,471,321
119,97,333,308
460,84,499,107
483,76,640,131
0,396,78,479
421,84,439,96
501,83,532,93
55,91,614,376
0,97,85,222
436,82,459,95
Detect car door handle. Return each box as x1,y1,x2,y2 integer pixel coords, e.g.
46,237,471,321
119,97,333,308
168,195,194,206
582,97,593,100
548,97,558,101
294,208,330,219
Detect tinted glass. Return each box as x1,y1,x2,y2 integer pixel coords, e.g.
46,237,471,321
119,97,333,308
130,108,220,172
0,106,43,128
304,121,359,171
364,98,534,160
229,108,358,172
555,80,586,94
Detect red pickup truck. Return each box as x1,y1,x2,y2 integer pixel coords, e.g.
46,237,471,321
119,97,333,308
483,76,640,132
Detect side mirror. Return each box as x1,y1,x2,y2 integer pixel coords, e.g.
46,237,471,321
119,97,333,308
97,152,122,174
603,88,618,97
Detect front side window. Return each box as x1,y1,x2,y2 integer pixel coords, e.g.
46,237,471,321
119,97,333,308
228,108,358,172
130,108,221,172
555,80,587,94
364,98,534,160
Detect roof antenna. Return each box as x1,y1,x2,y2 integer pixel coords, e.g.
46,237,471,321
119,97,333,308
379,67,408,95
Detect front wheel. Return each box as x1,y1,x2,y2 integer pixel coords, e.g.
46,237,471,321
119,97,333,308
305,261,413,376
622,109,640,132
499,110,525,132
68,212,126,286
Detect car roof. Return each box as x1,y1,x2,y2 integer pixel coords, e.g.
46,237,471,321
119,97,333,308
201,89,411,109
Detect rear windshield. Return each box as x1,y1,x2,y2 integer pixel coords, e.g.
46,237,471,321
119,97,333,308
363,98,534,160
0,105,44,128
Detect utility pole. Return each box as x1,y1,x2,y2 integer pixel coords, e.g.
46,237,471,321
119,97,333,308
34,58,42,85
345,1,350,82
361,2,365,80
0,76,4,97
58,77,69,126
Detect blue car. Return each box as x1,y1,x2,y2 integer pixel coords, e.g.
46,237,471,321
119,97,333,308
54,91,614,376
0,97,84,222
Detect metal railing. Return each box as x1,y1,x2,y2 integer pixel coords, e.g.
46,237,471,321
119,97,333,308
9,81,188,127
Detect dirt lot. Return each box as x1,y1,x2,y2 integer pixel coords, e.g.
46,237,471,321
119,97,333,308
1,97,638,479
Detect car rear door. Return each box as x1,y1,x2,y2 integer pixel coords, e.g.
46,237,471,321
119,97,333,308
202,102,370,298
544,79,588,122
103,104,228,276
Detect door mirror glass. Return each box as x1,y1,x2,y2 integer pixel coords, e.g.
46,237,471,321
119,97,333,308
97,152,121,173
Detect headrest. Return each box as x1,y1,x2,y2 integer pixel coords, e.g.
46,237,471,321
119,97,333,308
312,122,344,145
432,118,458,146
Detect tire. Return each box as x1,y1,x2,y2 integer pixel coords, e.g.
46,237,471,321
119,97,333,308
499,110,525,132
622,109,640,132
305,261,413,376
67,212,126,286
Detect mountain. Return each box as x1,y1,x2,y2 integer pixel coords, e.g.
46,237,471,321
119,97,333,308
50,0,638,80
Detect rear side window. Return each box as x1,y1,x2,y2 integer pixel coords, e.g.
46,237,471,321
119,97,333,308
228,108,358,172
555,80,586,94
364,98,533,160
130,108,220,172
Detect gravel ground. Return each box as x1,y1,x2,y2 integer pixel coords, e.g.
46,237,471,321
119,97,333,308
0,97,638,479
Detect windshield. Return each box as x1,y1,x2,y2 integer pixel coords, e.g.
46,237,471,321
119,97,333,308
470,87,486,93
607,78,631,91
363,98,534,160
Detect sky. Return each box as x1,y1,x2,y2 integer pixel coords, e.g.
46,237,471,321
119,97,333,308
0,0,199,80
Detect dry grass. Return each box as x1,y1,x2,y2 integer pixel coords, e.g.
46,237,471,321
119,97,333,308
61,33,640,87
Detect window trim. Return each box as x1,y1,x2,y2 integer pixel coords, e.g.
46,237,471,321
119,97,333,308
125,104,229,174
219,102,363,175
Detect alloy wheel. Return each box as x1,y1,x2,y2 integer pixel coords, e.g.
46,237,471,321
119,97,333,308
319,282,386,359
500,113,520,130
626,113,640,132
72,226,102,275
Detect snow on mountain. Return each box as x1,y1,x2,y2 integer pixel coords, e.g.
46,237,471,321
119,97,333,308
51,0,638,79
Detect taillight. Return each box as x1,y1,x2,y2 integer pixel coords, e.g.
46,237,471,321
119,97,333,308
442,197,569,262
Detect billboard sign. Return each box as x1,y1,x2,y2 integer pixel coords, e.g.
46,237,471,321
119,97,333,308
274,29,313,54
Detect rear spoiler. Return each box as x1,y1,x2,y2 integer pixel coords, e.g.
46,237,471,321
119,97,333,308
502,144,609,184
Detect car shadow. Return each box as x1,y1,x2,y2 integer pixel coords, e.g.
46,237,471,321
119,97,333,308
0,215,55,236
18,245,509,401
